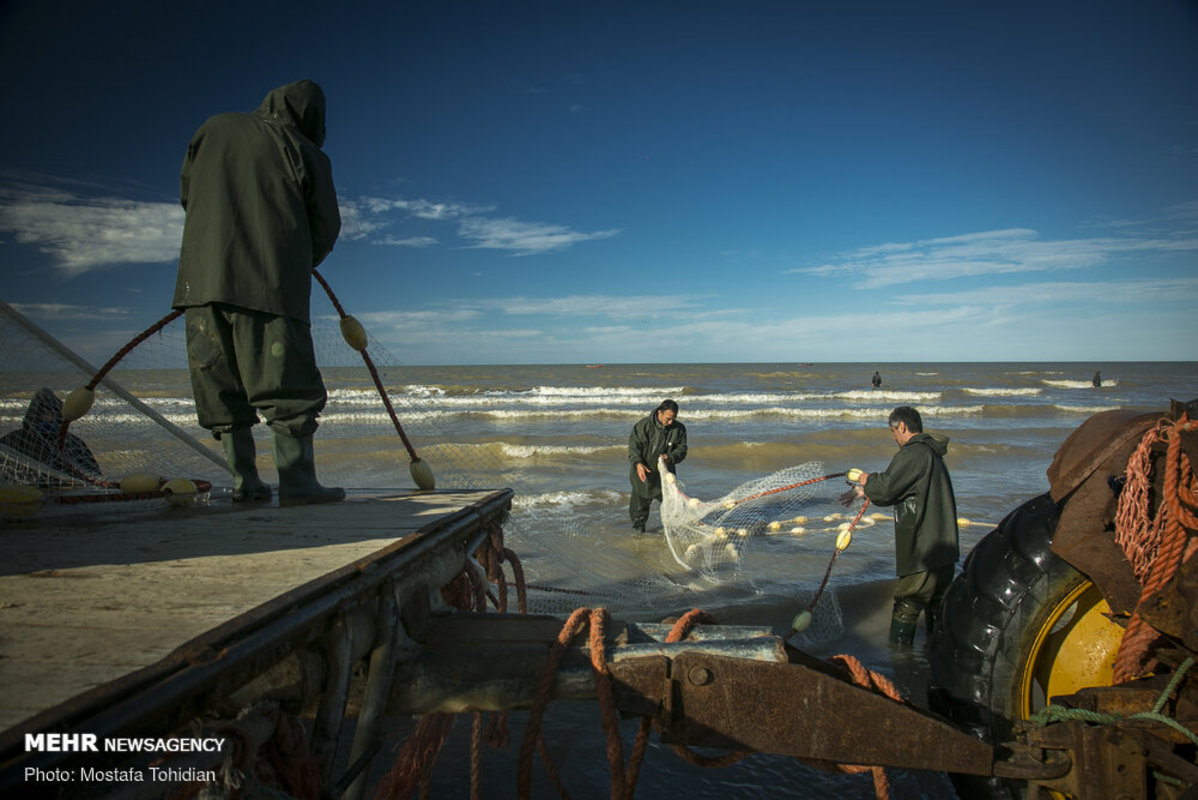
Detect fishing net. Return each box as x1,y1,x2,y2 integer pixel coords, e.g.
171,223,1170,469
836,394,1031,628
0,304,225,513
0,298,862,639
661,458,837,578
0,300,687,620
659,458,894,641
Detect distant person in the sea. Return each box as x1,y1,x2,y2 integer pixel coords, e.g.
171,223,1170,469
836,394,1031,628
0,388,101,485
841,406,959,647
872,371,882,389
172,80,344,506
1092,371,1102,388
628,399,688,533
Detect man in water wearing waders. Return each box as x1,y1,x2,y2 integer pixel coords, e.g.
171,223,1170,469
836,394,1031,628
842,406,959,646
628,399,688,533
172,80,344,506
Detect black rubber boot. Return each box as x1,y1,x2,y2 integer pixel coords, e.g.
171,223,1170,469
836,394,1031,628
890,598,922,647
271,432,345,507
221,428,271,502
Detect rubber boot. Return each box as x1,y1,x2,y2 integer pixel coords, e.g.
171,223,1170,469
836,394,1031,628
889,598,922,647
221,428,271,502
271,432,345,507
889,617,917,648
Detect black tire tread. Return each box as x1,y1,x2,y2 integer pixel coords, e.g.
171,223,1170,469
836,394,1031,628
928,493,1083,800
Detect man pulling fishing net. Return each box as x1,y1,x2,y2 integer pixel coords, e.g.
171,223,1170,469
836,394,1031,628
628,399,687,533
172,80,344,506
841,406,960,646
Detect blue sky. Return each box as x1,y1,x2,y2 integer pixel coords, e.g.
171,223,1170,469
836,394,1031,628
1,0,1195,365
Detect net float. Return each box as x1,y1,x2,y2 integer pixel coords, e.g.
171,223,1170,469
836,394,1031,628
163,478,198,506
0,484,44,518
410,458,435,491
120,473,162,493
338,315,369,352
62,386,95,422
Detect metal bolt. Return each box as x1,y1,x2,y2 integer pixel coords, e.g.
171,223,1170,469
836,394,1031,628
687,666,713,686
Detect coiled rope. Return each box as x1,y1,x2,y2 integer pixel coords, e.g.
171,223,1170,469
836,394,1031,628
1113,414,1198,683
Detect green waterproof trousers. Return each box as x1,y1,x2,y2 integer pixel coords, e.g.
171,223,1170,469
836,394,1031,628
890,564,955,645
184,304,327,438
629,467,663,531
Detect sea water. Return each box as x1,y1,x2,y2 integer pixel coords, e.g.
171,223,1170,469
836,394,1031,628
312,361,1194,799
5,359,1194,798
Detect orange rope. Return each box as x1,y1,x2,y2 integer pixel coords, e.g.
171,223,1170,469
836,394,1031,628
661,610,750,770
1114,419,1170,582
821,655,899,800
371,714,455,800
517,606,591,798
1113,415,1197,683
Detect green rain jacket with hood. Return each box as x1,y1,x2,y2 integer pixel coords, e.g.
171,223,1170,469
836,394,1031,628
172,80,340,322
628,413,688,476
863,432,959,577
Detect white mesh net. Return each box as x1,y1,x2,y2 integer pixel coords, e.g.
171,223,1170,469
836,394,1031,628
0,298,869,643
660,457,891,641
660,457,838,579
0,300,693,623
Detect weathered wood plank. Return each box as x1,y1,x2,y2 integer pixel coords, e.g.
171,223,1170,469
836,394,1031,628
0,489,505,735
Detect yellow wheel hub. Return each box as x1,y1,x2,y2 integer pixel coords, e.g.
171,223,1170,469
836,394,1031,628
1018,579,1122,719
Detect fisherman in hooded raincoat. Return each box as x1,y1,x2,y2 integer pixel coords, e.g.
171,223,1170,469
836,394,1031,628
172,80,344,505
627,399,688,532
845,406,959,645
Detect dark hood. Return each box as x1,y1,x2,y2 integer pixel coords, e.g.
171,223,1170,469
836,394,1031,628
23,388,63,430
254,79,327,147
909,431,950,457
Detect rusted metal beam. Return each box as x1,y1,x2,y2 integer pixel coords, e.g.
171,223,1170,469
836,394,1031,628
650,651,996,775
386,613,786,715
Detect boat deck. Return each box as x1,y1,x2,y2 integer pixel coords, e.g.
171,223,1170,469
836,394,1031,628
0,488,512,762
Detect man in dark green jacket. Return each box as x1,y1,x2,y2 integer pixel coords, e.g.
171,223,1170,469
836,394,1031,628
628,399,688,532
172,80,343,506
845,406,959,645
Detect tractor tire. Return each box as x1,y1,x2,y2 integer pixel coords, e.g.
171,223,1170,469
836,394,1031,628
928,493,1123,800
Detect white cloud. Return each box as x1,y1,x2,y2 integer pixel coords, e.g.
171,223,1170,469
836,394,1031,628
892,277,1198,307
1,176,620,276
457,217,620,255
376,235,438,248
9,302,132,320
792,227,1198,289
0,186,182,277
476,294,702,316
